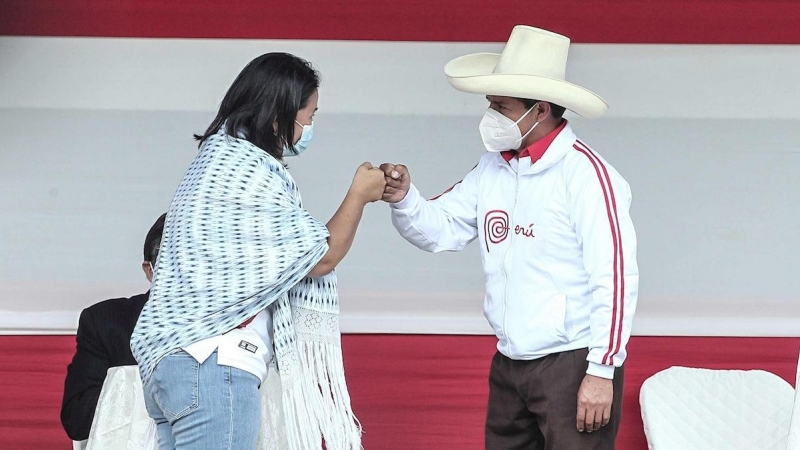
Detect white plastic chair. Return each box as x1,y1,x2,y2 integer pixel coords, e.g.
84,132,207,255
84,364,287,450
786,348,800,450
640,366,794,450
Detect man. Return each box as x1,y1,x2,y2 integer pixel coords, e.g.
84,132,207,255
61,213,166,441
381,26,638,449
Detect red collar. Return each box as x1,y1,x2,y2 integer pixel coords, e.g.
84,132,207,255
501,120,567,163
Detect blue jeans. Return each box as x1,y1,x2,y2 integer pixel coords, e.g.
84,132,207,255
143,350,261,450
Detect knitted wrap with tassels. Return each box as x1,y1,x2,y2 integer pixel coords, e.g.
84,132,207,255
131,129,362,450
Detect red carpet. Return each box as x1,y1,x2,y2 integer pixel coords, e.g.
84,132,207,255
0,335,797,450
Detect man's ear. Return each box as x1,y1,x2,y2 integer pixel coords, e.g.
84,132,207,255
536,102,552,122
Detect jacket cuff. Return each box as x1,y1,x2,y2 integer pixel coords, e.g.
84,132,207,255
390,184,420,211
586,361,615,379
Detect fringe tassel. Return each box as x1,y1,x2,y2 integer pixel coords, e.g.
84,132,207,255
281,339,362,450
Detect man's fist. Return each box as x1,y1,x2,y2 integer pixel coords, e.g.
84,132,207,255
379,163,411,203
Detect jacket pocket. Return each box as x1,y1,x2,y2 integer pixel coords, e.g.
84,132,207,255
507,293,570,356
542,293,569,343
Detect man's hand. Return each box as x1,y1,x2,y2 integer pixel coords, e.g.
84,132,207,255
379,163,411,203
576,374,613,433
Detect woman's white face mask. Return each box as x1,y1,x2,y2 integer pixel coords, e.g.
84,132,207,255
283,120,314,157
478,102,539,152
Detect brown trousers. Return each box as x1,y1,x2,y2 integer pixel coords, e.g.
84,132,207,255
485,349,624,450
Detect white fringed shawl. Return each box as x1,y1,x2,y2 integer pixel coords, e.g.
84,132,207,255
131,129,362,449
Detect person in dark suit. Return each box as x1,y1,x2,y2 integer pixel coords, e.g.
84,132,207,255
61,213,166,441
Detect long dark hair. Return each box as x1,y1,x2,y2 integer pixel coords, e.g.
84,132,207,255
194,52,320,160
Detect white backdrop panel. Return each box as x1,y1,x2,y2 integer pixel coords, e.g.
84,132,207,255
0,38,798,335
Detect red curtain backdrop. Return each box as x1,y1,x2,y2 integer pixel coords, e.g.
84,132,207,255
1,335,797,450
2,0,800,44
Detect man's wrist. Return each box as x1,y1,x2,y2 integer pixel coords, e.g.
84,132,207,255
586,362,615,380
390,185,418,210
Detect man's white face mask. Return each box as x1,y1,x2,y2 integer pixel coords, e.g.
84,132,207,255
478,102,539,152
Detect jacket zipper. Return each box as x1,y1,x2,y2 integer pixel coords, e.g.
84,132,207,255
502,174,519,355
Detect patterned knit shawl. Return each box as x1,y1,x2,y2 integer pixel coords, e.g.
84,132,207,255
131,129,362,449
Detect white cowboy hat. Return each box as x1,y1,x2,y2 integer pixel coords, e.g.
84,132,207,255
445,25,608,119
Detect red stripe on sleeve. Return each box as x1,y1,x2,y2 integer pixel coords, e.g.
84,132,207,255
573,143,624,365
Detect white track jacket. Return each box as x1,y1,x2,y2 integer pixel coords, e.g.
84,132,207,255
390,122,638,379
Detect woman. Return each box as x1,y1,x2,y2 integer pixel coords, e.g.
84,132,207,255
131,52,384,450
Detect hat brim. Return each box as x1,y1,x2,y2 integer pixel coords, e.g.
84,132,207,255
445,53,608,119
